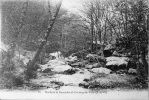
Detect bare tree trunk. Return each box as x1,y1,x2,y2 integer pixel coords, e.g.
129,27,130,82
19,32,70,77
109,28,113,43
89,2,95,52
95,32,98,51
103,16,107,43
90,13,94,52
61,32,63,49
147,14,149,75
141,49,148,75
64,35,66,48
28,1,62,68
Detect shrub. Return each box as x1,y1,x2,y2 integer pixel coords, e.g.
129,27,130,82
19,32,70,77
0,49,29,89
0,56,25,89
24,63,38,81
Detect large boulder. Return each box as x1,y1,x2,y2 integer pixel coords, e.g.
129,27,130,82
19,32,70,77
104,43,115,51
88,73,131,89
106,56,129,70
40,58,71,73
51,65,72,73
86,54,105,62
128,68,137,75
85,63,100,69
48,58,67,65
90,67,111,74
106,56,129,62
112,50,127,57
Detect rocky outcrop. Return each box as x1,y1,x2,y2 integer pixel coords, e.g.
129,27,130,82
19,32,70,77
106,56,129,70
40,58,71,73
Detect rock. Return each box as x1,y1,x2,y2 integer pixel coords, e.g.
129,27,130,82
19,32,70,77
40,64,50,71
43,68,52,73
85,63,100,69
92,63,100,68
128,68,137,75
40,58,71,73
85,64,93,69
79,71,85,74
106,56,129,62
50,81,64,86
70,62,82,67
51,65,72,73
106,60,128,66
48,58,67,66
88,84,101,89
104,43,115,50
65,56,78,63
86,54,105,62
90,67,111,74
50,81,64,90
97,56,106,62
112,50,127,57
70,61,87,68
106,57,129,70
62,68,78,75
116,69,127,74
44,68,94,87
83,78,90,82
79,81,89,88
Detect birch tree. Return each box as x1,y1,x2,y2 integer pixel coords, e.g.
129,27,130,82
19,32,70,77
28,0,63,69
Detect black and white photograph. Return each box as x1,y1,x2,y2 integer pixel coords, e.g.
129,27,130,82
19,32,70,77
0,0,148,99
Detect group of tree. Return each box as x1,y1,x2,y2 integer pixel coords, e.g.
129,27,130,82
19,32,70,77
81,0,148,81
1,0,91,83
1,0,148,84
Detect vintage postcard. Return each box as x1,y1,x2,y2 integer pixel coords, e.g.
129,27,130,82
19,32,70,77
0,0,148,99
